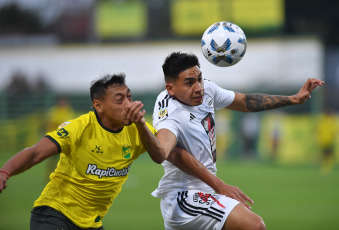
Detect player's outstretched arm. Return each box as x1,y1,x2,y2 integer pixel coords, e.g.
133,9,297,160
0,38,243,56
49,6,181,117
167,147,254,210
0,137,59,193
227,78,324,112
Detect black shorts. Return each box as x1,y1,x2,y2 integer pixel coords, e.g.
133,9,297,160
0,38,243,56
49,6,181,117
30,206,104,230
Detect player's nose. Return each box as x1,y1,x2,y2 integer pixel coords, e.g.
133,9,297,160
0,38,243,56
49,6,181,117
195,82,203,93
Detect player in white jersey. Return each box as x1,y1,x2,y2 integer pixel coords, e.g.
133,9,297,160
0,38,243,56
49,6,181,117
152,80,234,197
152,52,324,230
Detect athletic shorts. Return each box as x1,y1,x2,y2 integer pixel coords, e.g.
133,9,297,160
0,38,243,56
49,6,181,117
160,190,240,230
30,206,104,230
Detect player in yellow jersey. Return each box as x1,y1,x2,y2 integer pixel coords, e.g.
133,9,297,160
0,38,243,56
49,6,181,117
0,73,180,229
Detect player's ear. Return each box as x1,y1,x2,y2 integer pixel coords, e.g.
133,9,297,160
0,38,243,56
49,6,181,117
166,82,175,96
92,100,103,112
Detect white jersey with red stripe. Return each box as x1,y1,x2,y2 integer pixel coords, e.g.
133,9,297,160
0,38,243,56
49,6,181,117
152,79,235,198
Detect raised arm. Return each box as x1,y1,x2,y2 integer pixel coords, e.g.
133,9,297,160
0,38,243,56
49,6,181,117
227,78,324,112
0,137,59,193
126,101,174,164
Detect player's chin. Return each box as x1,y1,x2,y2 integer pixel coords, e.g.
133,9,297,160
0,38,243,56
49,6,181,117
192,98,203,106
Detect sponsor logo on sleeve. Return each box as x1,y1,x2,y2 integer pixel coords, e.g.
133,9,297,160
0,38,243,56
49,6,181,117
57,128,69,137
58,121,71,129
159,108,168,119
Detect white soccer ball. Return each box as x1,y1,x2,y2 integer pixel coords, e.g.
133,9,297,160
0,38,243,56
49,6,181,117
201,21,247,67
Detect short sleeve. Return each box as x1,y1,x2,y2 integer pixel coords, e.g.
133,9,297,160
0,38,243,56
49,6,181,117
45,121,74,155
205,80,235,110
154,116,180,140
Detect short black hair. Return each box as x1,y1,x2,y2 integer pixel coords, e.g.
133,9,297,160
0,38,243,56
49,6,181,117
90,73,126,101
162,52,200,82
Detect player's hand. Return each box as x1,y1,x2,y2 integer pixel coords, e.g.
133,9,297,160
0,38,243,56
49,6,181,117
125,101,146,124
0,172,9,193
216,183,254,210
293,78,324,104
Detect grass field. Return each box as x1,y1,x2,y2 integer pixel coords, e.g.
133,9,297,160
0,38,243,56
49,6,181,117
0,153,339,230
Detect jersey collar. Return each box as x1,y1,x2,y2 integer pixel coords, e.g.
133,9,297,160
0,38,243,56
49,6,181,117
94,110,124,133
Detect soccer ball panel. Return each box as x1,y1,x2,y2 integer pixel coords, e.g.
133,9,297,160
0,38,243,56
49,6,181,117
201,21,247,67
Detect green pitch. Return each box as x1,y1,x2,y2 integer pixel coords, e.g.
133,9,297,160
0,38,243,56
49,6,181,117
0,154,338,230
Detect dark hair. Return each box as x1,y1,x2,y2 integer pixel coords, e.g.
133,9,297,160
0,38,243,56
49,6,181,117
90,73,126,101
162,52,200,82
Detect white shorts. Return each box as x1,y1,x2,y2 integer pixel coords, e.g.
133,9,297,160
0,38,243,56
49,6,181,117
159,190,240,230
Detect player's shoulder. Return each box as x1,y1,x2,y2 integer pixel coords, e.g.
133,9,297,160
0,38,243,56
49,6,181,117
155,90,176,108
56,112,92,132
155,90,171,103
203,78,219,91
154,90,179,123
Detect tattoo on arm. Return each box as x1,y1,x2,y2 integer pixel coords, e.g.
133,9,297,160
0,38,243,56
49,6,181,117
245,94,293,112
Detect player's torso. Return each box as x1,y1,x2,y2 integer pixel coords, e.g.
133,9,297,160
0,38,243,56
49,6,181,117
67,122,139,180
173,90,218,166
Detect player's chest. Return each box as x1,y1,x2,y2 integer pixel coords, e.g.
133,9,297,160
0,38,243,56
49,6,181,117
73,131,139,171
180,98,215,126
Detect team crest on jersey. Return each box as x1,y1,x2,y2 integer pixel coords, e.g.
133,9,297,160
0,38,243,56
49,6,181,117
57,128,69,137
159,108,168,119
91,145,103,154
122,145,131,159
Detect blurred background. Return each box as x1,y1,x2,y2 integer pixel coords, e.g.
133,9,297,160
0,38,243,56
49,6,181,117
0,0,338,229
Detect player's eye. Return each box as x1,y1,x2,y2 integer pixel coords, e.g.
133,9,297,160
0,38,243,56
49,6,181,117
115,97,123,103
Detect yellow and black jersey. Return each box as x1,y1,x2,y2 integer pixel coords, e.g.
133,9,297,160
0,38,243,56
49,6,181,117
33,111,156,229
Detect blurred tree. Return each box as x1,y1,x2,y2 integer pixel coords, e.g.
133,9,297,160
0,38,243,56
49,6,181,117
0,3,44,34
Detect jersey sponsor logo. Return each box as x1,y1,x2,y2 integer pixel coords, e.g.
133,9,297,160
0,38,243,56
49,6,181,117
201,113,217,163
57,128,69,137
86,163,131,178
91,145,103,154
122,145,131,159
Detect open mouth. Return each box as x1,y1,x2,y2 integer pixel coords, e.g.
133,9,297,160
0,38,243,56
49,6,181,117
193,96,203,101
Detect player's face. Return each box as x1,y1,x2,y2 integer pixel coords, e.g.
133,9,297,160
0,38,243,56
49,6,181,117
166,66,204,106
98,84,133,130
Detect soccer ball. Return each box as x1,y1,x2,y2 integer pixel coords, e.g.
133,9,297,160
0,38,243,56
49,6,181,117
201,21,247,67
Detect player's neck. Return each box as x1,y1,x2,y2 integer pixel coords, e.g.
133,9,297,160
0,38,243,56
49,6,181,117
95,111,124,133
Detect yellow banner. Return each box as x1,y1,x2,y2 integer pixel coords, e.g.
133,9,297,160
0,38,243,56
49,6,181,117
171,0,284,36
95,1,147,38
